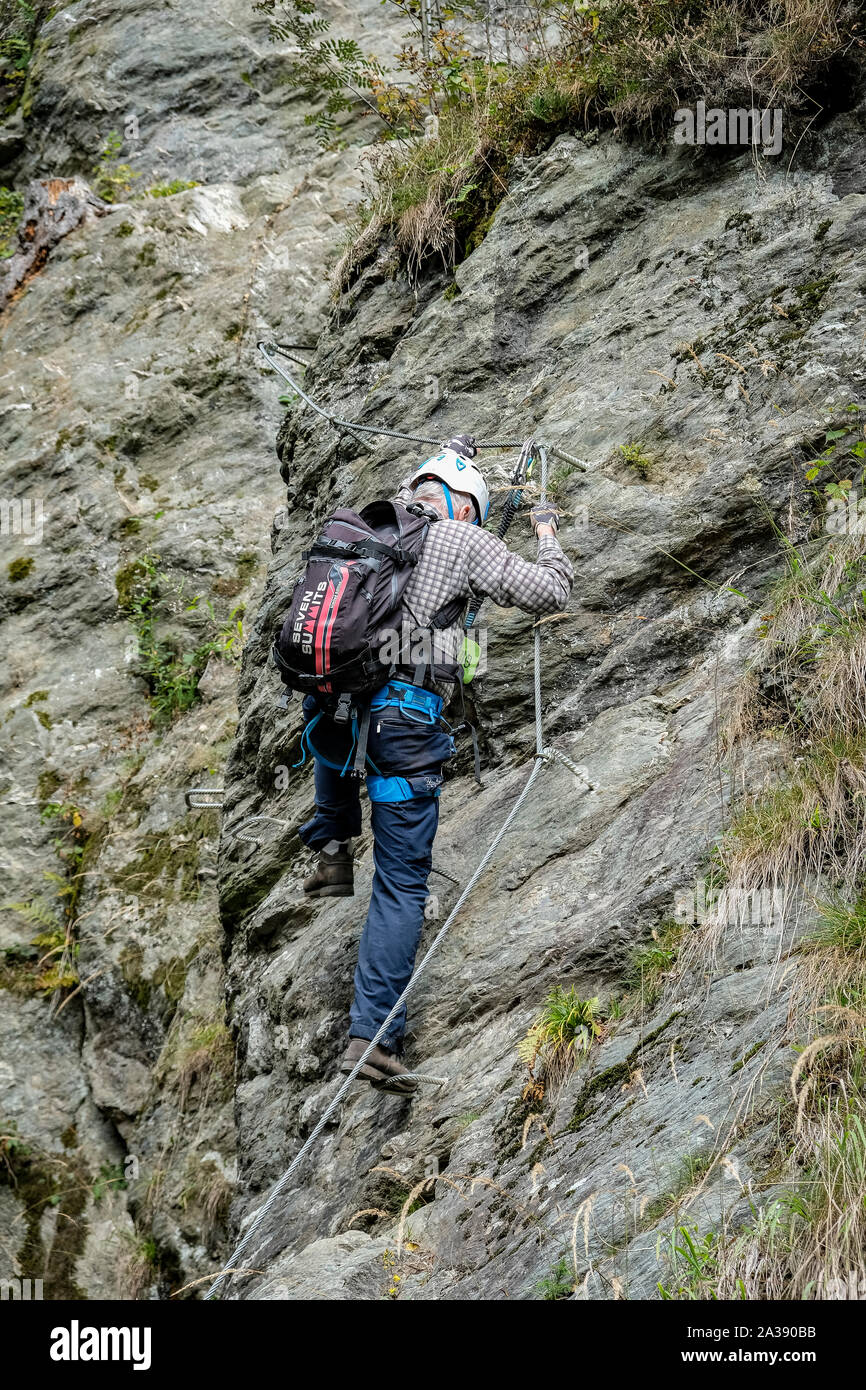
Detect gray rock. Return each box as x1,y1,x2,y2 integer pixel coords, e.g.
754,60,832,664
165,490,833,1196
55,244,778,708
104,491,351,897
2,0,865,1303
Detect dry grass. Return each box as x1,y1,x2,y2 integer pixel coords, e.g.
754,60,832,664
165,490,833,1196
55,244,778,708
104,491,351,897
119,1232,160,1300
664,503,866,1297
158,1016,235,1110
180,1156,233,1240
666,889,866,1298
808,629,866,741
709,1039,866,1298
716,528,866,905
335,104,506,289
333,0,862,284
717,738,866,897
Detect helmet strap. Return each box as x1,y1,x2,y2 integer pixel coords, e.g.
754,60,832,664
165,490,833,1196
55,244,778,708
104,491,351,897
440,482,455,519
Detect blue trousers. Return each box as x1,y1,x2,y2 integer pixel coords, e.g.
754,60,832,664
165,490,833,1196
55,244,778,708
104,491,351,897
298,695,454,1051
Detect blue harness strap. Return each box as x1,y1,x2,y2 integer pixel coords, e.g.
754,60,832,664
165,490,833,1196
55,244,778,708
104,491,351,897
294,711,323,768
367,773,443,803
299,683,444,792
371,680,443,725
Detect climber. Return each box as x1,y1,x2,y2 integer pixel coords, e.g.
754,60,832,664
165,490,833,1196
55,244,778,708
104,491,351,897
295,436,573,1095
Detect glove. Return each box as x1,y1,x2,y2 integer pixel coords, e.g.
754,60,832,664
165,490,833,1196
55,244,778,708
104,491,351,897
530,504,559,535
447,433,477,459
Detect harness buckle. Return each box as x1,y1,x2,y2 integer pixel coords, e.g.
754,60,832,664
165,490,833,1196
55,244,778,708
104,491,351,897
333,692,353,725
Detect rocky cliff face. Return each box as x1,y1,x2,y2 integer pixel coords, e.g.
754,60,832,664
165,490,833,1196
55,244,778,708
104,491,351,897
0,0,403,1297
2,0,865,1301
220,91,866,1297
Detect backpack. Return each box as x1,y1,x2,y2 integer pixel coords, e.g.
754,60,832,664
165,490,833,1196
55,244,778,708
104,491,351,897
272,499,439,714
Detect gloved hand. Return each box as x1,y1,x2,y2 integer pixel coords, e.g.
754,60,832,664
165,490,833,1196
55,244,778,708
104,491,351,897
530,504,559,535
447,433,477,459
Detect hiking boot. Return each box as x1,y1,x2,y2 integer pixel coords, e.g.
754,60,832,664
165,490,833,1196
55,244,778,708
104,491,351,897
303,845,354,898
339,1038,418,1095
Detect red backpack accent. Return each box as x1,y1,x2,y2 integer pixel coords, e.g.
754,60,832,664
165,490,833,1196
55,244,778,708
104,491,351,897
273,500,430,702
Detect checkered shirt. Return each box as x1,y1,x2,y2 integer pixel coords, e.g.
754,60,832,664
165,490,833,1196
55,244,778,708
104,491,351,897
391,478,574,697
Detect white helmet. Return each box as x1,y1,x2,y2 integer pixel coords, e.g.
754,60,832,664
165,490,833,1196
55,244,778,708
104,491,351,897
412,441,489,524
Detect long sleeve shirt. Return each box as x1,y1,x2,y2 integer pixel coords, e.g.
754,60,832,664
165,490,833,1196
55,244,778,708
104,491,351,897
391,478,573,695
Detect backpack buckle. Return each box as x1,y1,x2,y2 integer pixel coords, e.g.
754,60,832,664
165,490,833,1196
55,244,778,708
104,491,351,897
333,692,353,725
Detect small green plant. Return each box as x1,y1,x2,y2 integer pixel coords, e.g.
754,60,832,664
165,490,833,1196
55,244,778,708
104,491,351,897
625,918,690,1012
803,403,864,490
0,184,23,256
659,1224,720,1300
179,1157,231,1236
807,894,866,956
0,1121,30,1174
120,1230,162,1299
145,179,199,197
518,986,603,1087
642,1151,716,1229
547,461,579,503
117,554,244,724
618,442,653,479
2,799,92,998
92,1161,129,1203
175,1019,235,1107
92,131,142,203
535,1256,574,1301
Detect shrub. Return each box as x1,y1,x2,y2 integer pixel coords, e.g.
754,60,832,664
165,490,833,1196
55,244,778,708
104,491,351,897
92,131,142,203
518,986,603,1086
535,1255,575,1300
262,0,862,283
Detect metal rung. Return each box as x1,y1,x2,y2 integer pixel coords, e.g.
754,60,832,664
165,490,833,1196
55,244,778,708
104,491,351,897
186,786,225,808
231,814,294,846
539,746,596,789
383,1073,448,1086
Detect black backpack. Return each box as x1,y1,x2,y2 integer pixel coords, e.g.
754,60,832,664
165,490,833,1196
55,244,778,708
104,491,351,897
272,499,452,713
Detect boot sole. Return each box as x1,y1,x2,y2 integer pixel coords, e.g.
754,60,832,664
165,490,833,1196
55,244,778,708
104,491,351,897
370,1077,418,1096
340,1059,418,1094
304,885,354,897
340,1059,386,1082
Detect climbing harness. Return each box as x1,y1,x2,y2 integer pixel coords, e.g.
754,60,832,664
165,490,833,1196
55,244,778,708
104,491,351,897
371,679,443,725
205,442,587,1300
